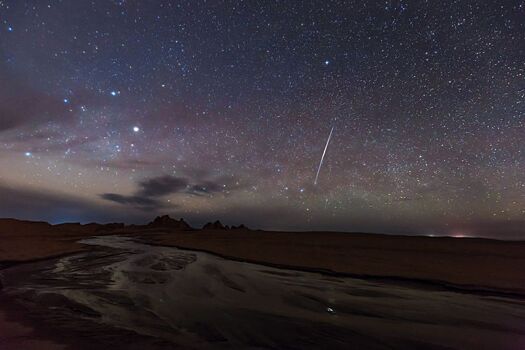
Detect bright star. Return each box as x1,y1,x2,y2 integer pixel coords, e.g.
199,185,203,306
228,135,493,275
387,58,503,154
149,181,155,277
63,98,69,104
324,60,330,65
7,26,13,32
133,126,140,133
110,90,119,96
24,152,32,157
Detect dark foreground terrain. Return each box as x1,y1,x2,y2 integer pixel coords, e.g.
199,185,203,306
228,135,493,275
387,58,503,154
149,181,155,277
1,218,525,349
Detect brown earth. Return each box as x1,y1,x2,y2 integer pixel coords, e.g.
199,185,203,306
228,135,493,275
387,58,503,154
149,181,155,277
1,218,525,349
0,219,104,265
1,218,524,294
145,229,525,295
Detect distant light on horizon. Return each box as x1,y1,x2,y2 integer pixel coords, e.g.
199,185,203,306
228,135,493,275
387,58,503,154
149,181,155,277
450,230,470,238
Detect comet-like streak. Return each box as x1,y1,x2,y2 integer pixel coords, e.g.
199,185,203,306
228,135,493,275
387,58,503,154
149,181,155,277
314,126,334,185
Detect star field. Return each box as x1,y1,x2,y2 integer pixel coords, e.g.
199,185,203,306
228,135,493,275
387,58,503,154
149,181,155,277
0,1,524,237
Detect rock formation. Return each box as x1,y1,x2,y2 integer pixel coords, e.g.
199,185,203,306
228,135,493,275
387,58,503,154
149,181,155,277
147,215,192,230
202,220,228,230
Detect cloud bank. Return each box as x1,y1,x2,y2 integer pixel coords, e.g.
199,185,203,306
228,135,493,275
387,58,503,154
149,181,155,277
100,174,244,210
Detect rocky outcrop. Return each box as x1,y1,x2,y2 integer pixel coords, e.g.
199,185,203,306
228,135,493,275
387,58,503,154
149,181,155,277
201,221,250,231
148,215,192,230
202,220,228,230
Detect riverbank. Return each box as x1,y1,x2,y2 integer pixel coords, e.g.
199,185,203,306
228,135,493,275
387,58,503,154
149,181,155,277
0,219,93,265
2,235,524,350
2,218,525,296
144,229,525,296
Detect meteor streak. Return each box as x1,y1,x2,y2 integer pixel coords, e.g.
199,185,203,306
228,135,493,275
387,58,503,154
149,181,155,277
314,126,334,185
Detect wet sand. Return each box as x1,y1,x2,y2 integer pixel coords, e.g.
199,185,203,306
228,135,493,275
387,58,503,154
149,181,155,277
0,291,177,350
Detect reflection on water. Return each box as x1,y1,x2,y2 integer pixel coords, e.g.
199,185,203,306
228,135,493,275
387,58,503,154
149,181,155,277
2,235,525,349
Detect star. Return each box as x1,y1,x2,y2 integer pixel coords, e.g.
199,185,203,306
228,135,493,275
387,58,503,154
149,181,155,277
0,0,522,238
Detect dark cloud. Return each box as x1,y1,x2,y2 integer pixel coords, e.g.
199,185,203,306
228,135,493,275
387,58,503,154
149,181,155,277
188,181,223,195
137,176,189,197
100,174,245,210
2,179,523,239
101,175,189,210
99,193,168,210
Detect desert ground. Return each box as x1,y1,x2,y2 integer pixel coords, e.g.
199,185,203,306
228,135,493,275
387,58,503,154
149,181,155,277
2,218,525,294
1,217,525,349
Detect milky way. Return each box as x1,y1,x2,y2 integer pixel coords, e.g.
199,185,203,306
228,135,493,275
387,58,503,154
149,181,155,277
0,1,524,238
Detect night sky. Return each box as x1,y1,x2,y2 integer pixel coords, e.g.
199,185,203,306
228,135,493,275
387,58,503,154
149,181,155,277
1,1,524,238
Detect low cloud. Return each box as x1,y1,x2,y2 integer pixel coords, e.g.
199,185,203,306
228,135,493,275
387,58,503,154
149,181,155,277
189,182,223,195
137,176,189,197
99,193,167,210
1,180,524,238
100,174,244,210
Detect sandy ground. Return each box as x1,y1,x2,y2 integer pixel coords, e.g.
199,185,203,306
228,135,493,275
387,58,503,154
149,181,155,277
1,219,525,349
3,235,524,350
146,229,525,295
0,220,96,350
0,219,93,264
2,218,525,294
